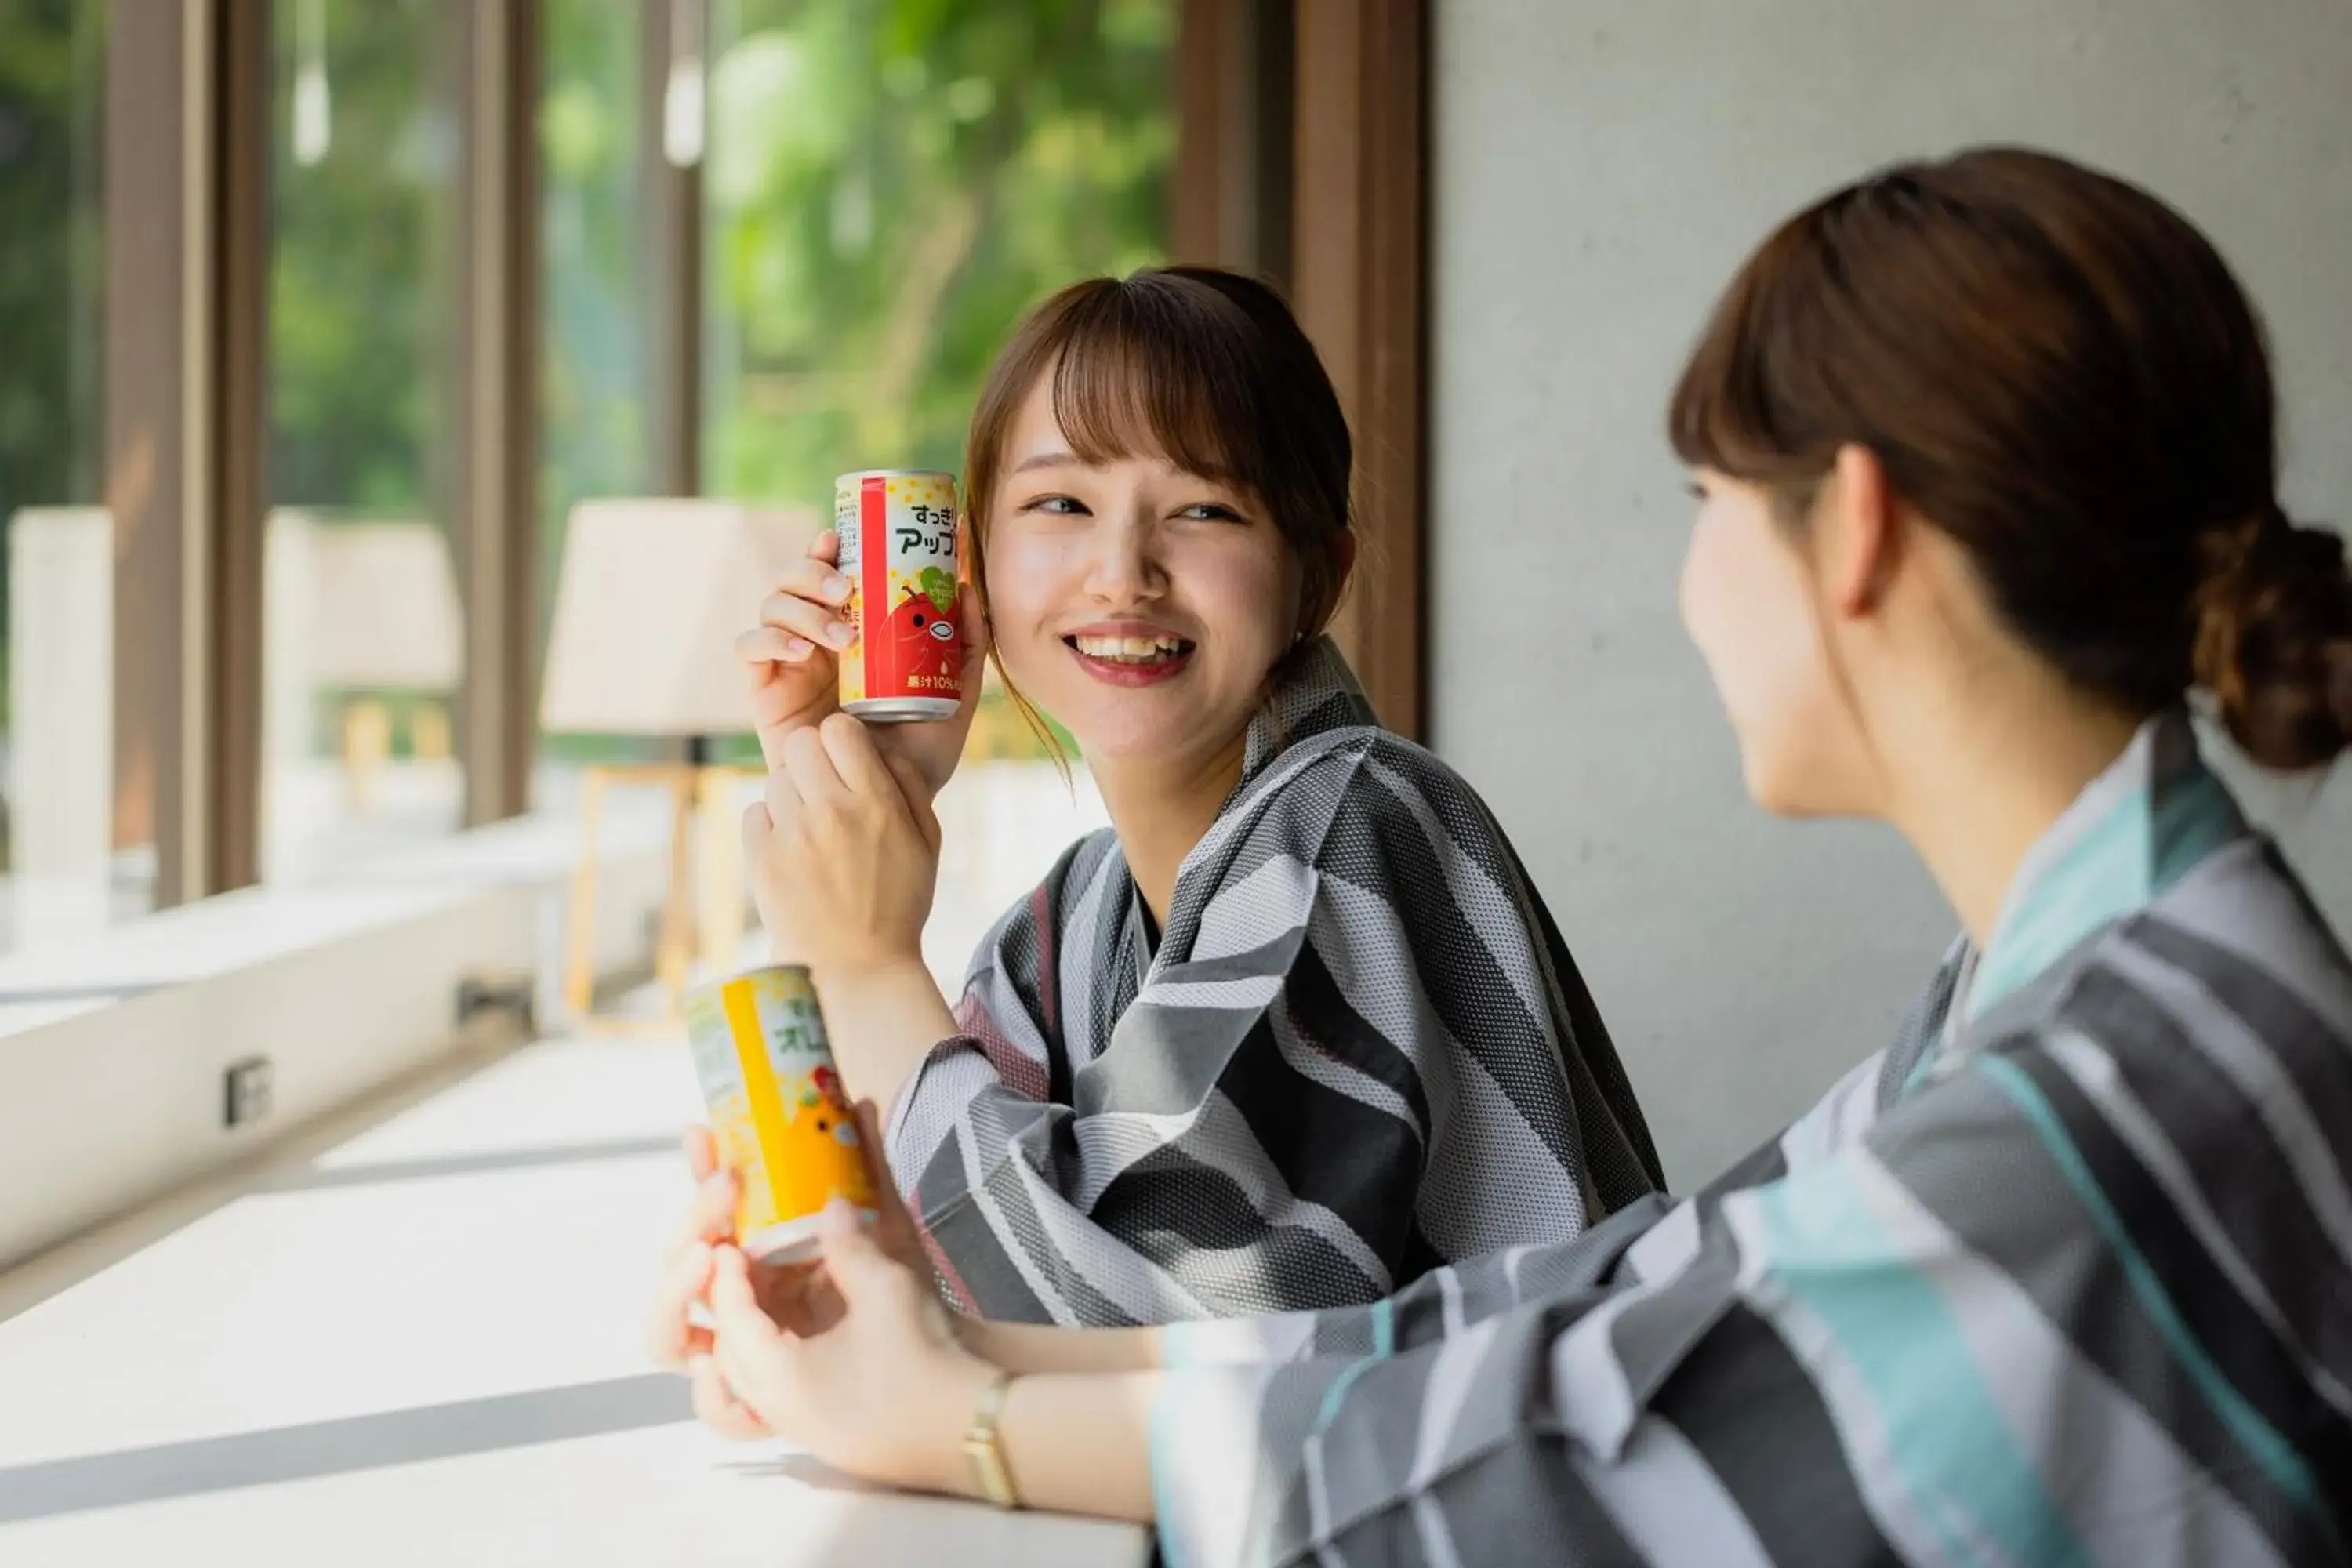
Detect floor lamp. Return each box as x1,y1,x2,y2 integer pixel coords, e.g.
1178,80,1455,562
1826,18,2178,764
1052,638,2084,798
539,499,818,1025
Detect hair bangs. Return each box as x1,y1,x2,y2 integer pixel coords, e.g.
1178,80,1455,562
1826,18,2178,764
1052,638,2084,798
1037,278,1273,497
1667,205,1848,490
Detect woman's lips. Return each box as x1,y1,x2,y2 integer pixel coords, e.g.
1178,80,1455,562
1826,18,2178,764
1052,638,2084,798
1062,634,1196,688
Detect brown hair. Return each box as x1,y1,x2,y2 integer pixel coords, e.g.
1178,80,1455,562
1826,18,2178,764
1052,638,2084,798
962,267,1356,750
1669,147,2352,771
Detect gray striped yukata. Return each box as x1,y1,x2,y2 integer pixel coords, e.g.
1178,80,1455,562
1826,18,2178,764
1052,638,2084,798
1152,713,2352,1566
884,637,1664,1325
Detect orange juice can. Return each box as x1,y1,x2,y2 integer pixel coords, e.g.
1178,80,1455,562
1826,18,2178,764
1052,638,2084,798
684,964,877,1260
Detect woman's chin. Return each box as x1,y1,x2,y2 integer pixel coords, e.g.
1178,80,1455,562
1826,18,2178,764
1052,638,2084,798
1068,722,1214,768
1056,697,1249,769
1739,749,1857,821
1001,649,1271,772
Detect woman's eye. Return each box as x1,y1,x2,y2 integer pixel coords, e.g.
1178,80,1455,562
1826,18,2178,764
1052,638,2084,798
1021,493,1089,517
1176,502,1245,523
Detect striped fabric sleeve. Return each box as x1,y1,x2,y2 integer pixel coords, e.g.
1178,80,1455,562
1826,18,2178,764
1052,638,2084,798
1156,1093,1854,1373
1152,1012,2328,1568
883,739,1661,1325
1163,1192,1681,1370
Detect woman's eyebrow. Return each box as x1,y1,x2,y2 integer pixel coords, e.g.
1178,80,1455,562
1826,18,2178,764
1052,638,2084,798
1011,449,1077,475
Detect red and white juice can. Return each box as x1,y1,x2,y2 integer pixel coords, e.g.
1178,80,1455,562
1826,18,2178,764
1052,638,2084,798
834,469,964,723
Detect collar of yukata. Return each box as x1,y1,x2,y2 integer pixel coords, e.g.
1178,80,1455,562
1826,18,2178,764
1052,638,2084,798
1236,634,1381,786
1955,706,2246,1029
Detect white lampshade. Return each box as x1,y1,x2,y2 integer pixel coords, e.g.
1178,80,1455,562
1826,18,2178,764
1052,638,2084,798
267,513,464,691
539,499,819,736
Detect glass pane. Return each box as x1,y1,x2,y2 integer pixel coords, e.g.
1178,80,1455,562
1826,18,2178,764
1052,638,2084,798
704,0,1174,506
702,0,1174,981
534,0,662,800
263,0,466,883
0,0,117,953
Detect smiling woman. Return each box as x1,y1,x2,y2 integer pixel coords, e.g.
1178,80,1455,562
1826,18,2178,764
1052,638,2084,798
679,267,1664,1335
961,270,1355,781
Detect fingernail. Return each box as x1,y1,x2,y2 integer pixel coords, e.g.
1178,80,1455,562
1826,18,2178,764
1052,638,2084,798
818,1197,861,1236
784,637,812,659
822,575,851,602
824,621,854,648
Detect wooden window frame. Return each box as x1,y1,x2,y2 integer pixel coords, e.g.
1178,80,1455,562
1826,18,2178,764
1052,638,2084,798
107,0,552,906
107,0,269,904
1178,0,1427,740
452,0,543,826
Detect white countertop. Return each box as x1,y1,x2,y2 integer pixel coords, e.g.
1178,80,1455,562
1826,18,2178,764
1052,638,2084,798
0,1034,1150,1567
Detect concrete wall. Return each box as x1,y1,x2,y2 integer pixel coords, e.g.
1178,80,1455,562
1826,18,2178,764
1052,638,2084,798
1430,0,2352,1186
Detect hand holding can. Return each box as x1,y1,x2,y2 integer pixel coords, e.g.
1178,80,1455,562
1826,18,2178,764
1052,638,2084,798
737,498,984,802
737,531,858,762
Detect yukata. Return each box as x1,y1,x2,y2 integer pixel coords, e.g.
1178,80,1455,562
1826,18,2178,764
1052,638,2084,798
1153,713,2352,1566
885,637,1664,1326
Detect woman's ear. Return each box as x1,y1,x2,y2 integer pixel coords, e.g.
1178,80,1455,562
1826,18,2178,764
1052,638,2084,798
1301,532,1360,641
1330,530,1360,591
1817,443,1903,619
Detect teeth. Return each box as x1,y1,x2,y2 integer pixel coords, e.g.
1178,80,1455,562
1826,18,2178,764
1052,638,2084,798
1073,634,1187,662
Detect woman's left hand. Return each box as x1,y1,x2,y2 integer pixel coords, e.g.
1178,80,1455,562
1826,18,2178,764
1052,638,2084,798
707,1203,995,1496
745,712,943,976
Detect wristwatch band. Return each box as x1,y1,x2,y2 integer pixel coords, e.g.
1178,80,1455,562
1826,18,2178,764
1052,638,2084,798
961,1371,1021,1509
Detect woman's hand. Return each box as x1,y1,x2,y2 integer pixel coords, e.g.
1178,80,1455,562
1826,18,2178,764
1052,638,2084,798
737,530,990,805
744,713,942,978
644,1124,857,1441
644,1125,768,1440
648,1106,953,1445
708,1205,996,1497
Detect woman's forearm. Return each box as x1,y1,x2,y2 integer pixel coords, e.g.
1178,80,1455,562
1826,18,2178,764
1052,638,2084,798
966,1320,1167,1376
995,1370,1164,1523
808,954,958,1110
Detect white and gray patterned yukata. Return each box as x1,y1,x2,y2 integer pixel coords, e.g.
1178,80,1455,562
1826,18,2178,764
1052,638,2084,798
884,637,1664,1326
1151,713,2352,1566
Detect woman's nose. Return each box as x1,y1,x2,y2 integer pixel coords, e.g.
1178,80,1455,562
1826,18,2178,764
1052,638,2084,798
1080,516,1163,603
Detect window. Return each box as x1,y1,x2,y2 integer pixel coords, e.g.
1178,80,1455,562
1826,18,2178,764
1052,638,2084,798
262,0,467,883
534,0,664,794
701,0,1175,970
0,0,121,953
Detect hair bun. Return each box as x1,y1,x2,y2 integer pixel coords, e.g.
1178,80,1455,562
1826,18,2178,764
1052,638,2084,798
2194,508,2352,770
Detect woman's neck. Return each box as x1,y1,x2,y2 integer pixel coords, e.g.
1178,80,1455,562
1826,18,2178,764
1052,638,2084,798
1089,726,1254,929
1875,674,2143,948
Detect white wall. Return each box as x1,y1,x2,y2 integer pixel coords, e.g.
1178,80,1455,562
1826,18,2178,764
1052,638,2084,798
1431,0,2352,1186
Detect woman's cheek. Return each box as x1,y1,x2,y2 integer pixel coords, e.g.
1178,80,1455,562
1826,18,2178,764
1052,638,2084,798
978,534,1069,676
1682,513,1795,791
1679,516,1740,686
1184,536,1294,666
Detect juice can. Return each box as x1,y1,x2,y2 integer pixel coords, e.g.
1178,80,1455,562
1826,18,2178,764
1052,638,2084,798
684,964,877,1261
834,468,963,722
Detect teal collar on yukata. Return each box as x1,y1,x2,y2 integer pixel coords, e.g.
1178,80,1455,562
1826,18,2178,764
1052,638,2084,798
1912,710,2245,1088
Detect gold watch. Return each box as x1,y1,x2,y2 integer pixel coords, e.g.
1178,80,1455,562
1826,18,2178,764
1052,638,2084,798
961,1370,1021,1508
